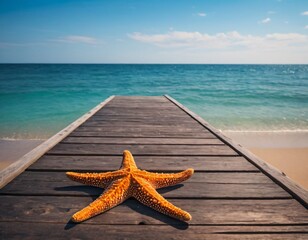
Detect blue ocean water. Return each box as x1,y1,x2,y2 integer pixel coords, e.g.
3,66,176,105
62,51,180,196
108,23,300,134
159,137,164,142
0,64,307,139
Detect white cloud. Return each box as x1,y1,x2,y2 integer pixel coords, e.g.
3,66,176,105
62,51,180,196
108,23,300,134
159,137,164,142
266,33,307,41
260,18,271,24
54,35,98,44
197,12,206,17
267,11,276,14
128,31,308,50
128,31,308,63
305,25,308,29
301,11,308,16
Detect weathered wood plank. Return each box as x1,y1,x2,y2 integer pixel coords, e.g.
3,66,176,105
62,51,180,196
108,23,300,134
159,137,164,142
3,182,287,198
85,118,196,123
102,105,178,110
85,118,199,126
97,107,183,113
1,197,306,225
103,104,178,109
81,122,202,128
95,111,188,117
95,111,186,116
1,223,308,240
86,120,197,126
70,128,215,138
47,143,237,156
28,155,258,171
108,100,169,104
2,172,272,184
107,99,172,104
74,126,209,133
106,99,174,104
101,104,179,108
93,113,190,118
90,114,192,119
88,115,195,122
0,172,288,198
62,137,223,145
112,96,168,101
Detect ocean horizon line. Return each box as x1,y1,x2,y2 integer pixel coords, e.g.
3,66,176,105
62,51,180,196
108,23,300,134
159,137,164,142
1,63,308,65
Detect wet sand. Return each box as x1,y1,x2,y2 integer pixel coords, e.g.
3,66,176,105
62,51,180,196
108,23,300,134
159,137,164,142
0,140,43,170
1,131,308,191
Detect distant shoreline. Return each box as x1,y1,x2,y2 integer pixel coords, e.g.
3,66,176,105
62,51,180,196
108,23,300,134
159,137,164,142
2,128,308,146
224,130,308,148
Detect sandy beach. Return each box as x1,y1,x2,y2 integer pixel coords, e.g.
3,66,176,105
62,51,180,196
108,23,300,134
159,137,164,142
225,131,308,190
1,131,307,190
0,139,43,170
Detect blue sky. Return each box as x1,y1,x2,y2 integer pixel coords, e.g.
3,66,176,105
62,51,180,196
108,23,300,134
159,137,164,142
0,0,307,63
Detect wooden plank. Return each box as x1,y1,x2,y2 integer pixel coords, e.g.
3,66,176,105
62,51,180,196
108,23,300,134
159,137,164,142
89,115,194,121
86,118,197,125
90,113,192,118
97,107,182,112
107,100,166,105
85,117,195,123
62,137,223,144
1,182,287,198
95,110,185,115
75,119,208,128
165,95,308,209
28,155,259,171
69,131,216,138
0,172,288,198
102,105,178,109
81,122,202,127
112,96,168,101
1,172,272,184
94,111,189,116
1,223,308,240
1,197,306,225
47,143,237,156
0,96,115,189
74,126,208,133
107,99,172,104
104,104,177,109
95,110,187,116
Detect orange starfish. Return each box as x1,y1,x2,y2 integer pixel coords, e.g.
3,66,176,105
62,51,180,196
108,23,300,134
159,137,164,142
66,150,194,222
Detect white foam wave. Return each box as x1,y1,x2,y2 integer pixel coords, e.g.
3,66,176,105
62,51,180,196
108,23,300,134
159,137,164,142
222,129,308,133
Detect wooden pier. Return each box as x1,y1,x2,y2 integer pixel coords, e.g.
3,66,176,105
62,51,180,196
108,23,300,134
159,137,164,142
0,96,307,239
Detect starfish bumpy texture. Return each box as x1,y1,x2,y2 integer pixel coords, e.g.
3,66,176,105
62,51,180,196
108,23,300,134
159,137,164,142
66,150,194,222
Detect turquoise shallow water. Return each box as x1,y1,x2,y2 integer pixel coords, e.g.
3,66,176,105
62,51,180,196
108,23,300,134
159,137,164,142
0,64,307,139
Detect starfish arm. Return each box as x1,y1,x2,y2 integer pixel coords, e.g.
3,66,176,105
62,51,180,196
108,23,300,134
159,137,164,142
66,170,126,188
132,177,192,222
71,176,131,222
121,150,137,170
135,168,194,189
